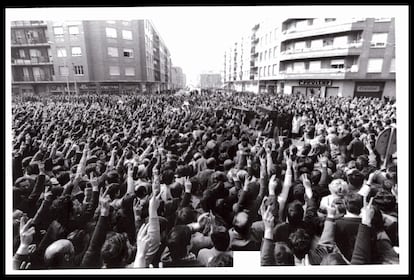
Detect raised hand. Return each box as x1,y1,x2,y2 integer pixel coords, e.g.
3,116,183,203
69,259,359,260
361,197,375,227
184,176,192,193
268,174,278,196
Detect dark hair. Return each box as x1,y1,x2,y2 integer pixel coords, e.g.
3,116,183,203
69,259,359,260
274,242,294,266
161,169,175,185
211,227,230,251
347,170,364,190
288,228,311,260
101,231,129,268
175,207,197,226
166,225,192,260
287,200,304,225
344,193,363,215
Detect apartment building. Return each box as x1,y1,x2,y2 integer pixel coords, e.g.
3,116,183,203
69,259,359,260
224,23,261,93
11,20,175,95
224,17,396,98
171,66,186,89
278,18,395,98
11,21,54,95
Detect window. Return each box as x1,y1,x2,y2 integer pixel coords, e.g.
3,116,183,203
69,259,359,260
109,66,120,75
267,66,270,76
125,67,135,76
122,21,130,26
19,49,26,58
294,41,306,50
389,58,395,73
106,27,117,38
272,64,277,75
371,33,388,48
325,18,336,22
68,26,79,35
367,58,383,72
106,20,116,24
107,47,119,57
333,36,347,47
122,30,133,40
307,19,314,25
309,61,321,71
59,66,69,76
264,51,267,60
269,48,272,59
323,38,334,47
57,48,67,57
71,47,82,56
331,59,345,69
74,65,84,75
53,27,64,37
311,39,323,49
273,47,277,57
293,62,305,71
259,52,262,61
123,48,133,58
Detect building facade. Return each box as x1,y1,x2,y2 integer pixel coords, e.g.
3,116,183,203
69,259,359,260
224,17,396,99
11,21,54,95
199,73,222,89
11,20,175,95
171,66,186,89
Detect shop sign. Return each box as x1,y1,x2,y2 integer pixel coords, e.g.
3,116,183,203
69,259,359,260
298,80,332,86
356,85,381,92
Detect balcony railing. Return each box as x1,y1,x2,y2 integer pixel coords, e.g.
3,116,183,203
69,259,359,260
11,38,50,46
281,18,366,34
280,66,358,75
12,57,52,65
14,74,52,82
281,41,363,55
11,21,48,28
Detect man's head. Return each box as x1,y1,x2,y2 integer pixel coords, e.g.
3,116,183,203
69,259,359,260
211,226,230,252
273,242,294,265
344,192,363,215
166,225,192,260
288,228,311,260
232,211,251,237
328,179,349,197
44,239,75,268
286,200,304,225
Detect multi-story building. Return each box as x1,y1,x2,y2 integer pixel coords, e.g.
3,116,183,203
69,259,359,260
278,18,395,98
199,73,222,89
224,17,396,99
11,20,54,95
11,19,174,95
171,66,186,89
224,23,261,93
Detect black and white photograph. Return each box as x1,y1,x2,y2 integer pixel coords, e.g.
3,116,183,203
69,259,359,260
5,6,409,275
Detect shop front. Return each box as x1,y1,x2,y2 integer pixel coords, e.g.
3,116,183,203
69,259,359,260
353,81,385,99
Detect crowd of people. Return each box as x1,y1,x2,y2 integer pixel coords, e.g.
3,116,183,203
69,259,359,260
11,91,399,269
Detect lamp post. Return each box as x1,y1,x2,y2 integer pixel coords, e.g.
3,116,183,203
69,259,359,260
72,62,78,95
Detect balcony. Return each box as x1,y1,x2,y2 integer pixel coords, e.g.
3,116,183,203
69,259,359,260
13,74,53,82
11,38,50,47
279,41,363,61
278,66,358,79
12,57,52,65
281,20,366,41
11,21,48,28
